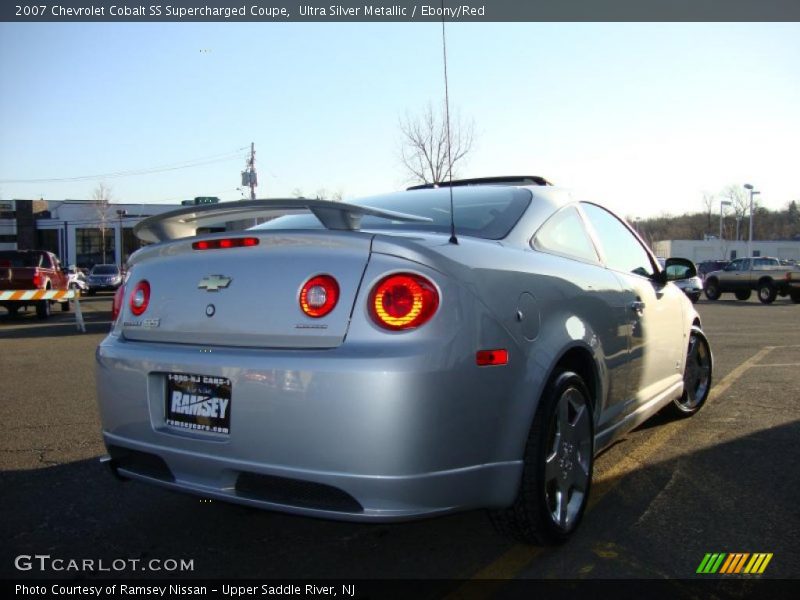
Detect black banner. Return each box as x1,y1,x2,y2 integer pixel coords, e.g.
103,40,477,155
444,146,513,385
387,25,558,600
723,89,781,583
4,0,800,23
5,579,800,600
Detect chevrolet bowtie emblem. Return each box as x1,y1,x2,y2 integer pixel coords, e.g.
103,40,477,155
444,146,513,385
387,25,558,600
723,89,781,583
198,275,232,292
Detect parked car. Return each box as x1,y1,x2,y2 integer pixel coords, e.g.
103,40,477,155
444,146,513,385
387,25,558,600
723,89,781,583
704,256,800,304
96,177,713,544
0,249,70,318
697,260,728,280
665,259,702,303
65,265,89,293
86,264,123,295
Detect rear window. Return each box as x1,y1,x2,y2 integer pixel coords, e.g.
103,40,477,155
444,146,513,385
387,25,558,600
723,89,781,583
0,251,44,268
92,265,119,275
253,187,532,240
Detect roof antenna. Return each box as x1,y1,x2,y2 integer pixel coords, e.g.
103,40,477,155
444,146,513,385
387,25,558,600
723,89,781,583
440,2,458,245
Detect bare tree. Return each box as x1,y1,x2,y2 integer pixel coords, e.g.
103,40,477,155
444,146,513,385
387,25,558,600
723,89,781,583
399,103,474,185
701,191,715,231
92,183,112,264
719,185,750,240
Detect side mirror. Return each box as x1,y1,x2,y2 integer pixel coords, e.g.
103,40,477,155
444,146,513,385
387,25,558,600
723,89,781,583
664,257,697,281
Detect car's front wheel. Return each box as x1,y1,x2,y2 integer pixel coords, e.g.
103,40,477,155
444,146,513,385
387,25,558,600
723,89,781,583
490,370,593,545
704,279,721,301
668,326,712,418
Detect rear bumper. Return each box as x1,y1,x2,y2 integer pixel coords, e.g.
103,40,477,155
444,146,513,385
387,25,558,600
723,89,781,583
95,334,525,520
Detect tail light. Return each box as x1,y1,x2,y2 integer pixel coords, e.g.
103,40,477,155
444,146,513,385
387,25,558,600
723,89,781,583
112,285,125,322
369,273,439,331
129,280,150,316
32,269,43,288
299,275,339,318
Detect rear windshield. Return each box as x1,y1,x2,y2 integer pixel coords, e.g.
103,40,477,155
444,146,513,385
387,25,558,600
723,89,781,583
91,265,119,275
252,187,532,240
0,251,44,268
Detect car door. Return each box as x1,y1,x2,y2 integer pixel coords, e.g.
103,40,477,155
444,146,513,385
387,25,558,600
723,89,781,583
579,203,685,412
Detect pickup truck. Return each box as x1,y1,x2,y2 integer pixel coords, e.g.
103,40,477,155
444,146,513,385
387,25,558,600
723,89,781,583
0,250,70,318
703,256,800,304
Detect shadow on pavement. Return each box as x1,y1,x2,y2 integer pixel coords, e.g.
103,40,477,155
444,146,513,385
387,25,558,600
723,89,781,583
2,421,798,580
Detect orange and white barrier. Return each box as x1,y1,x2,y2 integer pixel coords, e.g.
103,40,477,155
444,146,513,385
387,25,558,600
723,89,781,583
0,289,85,332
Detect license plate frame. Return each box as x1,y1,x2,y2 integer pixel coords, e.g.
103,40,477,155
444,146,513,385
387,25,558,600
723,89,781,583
165,373,232,434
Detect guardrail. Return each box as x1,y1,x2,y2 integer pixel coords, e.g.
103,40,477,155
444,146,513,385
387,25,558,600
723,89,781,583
0,289,86,332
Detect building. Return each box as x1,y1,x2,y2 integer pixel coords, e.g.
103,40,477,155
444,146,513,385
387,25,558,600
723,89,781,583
653,239,800,263
1,199,177,268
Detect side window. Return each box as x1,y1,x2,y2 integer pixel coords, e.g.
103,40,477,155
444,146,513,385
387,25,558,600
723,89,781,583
580,203,655,278
39,253,51,269
533,206,599,263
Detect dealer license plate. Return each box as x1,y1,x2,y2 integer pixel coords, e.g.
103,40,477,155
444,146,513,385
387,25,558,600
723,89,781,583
165,373,232,434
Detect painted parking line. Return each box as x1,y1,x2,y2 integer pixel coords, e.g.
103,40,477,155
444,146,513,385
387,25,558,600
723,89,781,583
457,345,779,585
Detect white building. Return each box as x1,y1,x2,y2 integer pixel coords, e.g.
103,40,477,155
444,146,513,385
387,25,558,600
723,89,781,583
653,239,800,263
1,199,178,268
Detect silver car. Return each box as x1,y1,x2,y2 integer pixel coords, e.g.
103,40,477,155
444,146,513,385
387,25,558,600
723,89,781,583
96,176,712,544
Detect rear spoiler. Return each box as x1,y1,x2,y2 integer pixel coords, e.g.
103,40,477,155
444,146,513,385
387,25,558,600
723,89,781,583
134,198,432,243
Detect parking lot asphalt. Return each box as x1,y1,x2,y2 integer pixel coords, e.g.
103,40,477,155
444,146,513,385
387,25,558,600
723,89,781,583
1,294,798,583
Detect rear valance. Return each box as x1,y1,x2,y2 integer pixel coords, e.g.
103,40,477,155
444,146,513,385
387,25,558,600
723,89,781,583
134,199,432,243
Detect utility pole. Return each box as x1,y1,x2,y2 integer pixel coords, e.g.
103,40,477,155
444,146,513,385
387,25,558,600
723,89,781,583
241,142,258,200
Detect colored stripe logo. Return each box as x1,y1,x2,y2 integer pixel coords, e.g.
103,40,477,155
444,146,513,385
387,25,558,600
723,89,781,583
697,553,773,574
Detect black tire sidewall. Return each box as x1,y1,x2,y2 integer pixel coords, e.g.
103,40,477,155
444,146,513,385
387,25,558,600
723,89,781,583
704,280,720,300
758,283,776,304
527,370,594,542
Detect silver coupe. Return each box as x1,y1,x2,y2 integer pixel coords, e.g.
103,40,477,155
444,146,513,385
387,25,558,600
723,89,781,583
96,176,712,544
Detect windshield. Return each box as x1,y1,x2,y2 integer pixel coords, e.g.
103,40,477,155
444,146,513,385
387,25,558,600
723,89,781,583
91,265,119,275
252,187,533,240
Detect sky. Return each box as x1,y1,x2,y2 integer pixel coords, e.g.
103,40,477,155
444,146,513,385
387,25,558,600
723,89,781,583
0,22,799,218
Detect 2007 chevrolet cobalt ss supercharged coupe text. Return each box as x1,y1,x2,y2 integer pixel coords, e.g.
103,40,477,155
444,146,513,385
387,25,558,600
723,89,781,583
96,176,712,544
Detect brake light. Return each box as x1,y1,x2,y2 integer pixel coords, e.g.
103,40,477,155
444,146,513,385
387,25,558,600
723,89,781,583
299,275,339,318
129,280,150,316
192,237,259,250
32,270,43,288
112,285,125,322
369,273,439,330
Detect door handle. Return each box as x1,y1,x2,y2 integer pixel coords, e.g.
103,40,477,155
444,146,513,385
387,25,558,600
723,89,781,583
630,300,646,313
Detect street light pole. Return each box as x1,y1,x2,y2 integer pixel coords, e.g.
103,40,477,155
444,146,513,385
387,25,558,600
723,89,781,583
744,184,760,258
719,200,731,259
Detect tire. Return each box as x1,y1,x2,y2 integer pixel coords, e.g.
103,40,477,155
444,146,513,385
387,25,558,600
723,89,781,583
60,299,71,312
490,371,594,545
791,292,800,304
36,299,51,319
757,281,777,304
6,305,19,317
734,290,751,301
87,289,96,296
689,293,700,304
704,279,721,301
668,327,712,418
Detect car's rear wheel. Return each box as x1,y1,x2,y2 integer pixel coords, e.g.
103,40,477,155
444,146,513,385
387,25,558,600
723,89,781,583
757,281,777,304
490,370,593,545
791,292,800,304
704,280,721,301
735,290,751,301
668,327,712,418
60,299,71,312
36,299,50,319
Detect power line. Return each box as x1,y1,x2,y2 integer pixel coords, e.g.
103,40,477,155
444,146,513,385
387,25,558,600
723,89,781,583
0,147,248,184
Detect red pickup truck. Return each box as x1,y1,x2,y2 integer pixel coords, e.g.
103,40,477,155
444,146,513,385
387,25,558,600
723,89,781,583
0,250,70,318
